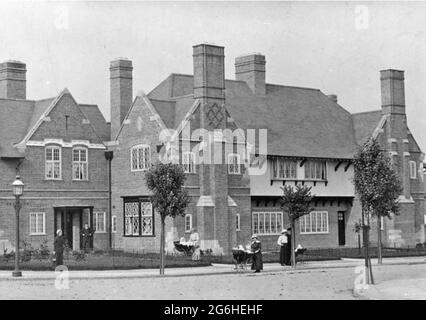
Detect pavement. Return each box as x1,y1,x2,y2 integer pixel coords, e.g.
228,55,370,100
0,256,425,282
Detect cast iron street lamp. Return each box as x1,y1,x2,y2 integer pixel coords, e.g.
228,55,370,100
12,175,24,277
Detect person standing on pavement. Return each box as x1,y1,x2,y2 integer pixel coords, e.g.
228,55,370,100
251,234,263,273
277,230,288,266
189,228,200,261
81,223,95,253
53,229,65,267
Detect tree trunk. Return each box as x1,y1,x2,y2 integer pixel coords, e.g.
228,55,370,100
160,216,165,275
291,219,296,268
361,206,370,284
377,216,382,265
366,211,374,284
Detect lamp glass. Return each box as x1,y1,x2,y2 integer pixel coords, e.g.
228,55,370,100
12,177,24,196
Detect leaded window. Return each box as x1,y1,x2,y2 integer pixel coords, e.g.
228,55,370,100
300,211,329,234
130,145,151,171
123,198,154,236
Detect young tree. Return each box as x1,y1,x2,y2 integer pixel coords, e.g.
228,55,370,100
353,138,402,283
145,162,191,275
280,184,314,267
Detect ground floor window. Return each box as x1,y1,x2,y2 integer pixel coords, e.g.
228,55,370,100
94,212,106,233
29,212,45,235
236,214,241,231
300,211,329,234
252,212,282,235
123,198,154,236
185,214,192,233
112,215,117,233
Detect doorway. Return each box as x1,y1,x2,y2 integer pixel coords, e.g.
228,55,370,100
54,207,93,250
337,211,346,246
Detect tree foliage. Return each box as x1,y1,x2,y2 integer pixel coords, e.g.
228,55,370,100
145,162,191,221
353,138,402,218
280,184,314,221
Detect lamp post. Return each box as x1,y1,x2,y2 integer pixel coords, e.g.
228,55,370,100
12,175,24,277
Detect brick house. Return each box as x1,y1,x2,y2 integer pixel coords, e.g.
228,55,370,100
109,43,425,254
0,61,111,253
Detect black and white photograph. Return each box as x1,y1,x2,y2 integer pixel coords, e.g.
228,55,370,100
1,0,426,306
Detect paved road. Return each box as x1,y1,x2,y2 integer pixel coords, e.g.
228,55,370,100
0,267,356,300
0,258,425,299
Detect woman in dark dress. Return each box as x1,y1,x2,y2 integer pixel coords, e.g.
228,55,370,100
250,235,263,273
53,229,65,267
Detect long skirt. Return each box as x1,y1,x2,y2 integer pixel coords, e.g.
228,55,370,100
55,250,64,267
279,245,287,265
251,251,263,271
285,242,291,265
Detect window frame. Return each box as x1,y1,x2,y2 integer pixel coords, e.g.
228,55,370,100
252,212,283,235
182,152,196,174
130,144,151,172
94,212,106,233
228,153,241,175
300,211,329,234
112,215,117,233
184,214,192,233
123,197,155,237
236,213,241,231
45,145,62,180
29,212,46,235
272,158,297,180
409,161,417,179
72,147,89,181
304,160,327,180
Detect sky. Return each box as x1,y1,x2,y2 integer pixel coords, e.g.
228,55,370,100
1,1,426,151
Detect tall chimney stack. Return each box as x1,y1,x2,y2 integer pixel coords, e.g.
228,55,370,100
110,58,133,140
0,61,26,99
235,54,266,96
193,43,225,104
380,69,405,115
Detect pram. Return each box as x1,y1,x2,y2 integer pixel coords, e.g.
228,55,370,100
173,241,194,256
232,249,254,271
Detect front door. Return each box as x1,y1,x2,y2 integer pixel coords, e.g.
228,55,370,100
338,211,346,246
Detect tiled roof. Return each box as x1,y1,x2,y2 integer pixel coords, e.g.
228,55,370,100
0,94,109,158
0,98,34,157
148,74,359,159
79,104,111,141
351,110,383,146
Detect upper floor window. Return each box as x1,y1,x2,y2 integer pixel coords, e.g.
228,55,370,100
228,153,241,174
409,161,417,179
300,211,329,234
131,144,151,171
272,158,297,179
185,214,192,233
45,146,61,180
183,152,196,173
304,161,327,180
72,147,88,181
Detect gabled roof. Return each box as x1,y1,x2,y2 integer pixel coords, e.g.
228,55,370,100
0,90,109,158
147,73,359,159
